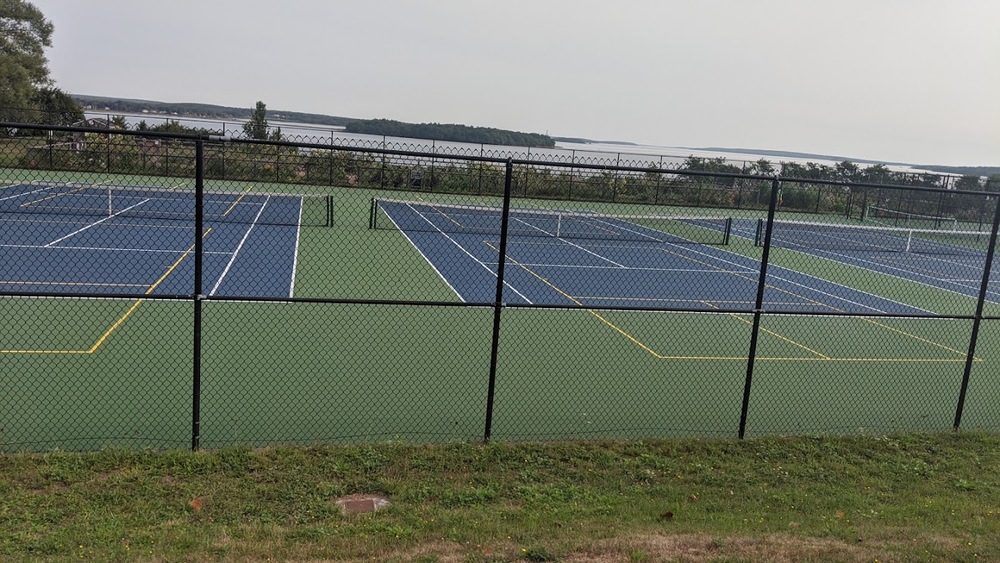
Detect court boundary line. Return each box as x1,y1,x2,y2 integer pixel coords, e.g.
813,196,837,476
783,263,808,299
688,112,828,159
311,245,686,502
209,196,271,296
385,201,534,304
1,229,210,355
653,245,970,359
487,241,978,363
657,240,935,315
379,203,468,302
290,196,305,298
728,221,999,307
44,197,156,247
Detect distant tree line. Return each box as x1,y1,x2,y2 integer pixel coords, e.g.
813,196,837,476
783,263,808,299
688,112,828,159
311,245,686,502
919,165,1000,177
345,119,556,148
681,156,997,192
71,95,356,128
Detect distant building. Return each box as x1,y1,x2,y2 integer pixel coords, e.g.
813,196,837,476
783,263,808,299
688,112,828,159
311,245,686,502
66,118,111,150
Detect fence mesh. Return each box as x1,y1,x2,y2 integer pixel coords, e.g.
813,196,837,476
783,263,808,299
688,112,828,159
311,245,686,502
2,122,998,451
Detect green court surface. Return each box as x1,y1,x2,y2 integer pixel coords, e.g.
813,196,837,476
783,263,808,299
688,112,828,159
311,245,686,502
3,168,999,450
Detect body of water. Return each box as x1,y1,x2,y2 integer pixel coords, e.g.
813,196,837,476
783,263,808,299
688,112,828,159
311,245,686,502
85,111,934,176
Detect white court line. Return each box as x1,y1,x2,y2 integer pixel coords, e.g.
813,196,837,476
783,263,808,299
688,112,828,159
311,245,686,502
0,185,60,202
728,222,1000,307
380,206,466,301
544,236,627,268
1,242,229,255
389,202,534,304
209,196,271,296
44,198,155,247
289,196,305,298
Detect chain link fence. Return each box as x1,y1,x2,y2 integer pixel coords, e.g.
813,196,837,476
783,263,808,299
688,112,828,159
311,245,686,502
2,122,998,451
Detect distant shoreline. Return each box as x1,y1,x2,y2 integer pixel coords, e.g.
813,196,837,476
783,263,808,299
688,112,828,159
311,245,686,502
73,94,998,176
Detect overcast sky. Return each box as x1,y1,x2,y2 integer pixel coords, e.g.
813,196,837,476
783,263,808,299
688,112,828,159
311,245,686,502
30,0,1000,166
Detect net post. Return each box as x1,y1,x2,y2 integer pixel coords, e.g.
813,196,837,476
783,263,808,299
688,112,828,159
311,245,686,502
327,195,334,227
723,217,732,245
369,197,377,229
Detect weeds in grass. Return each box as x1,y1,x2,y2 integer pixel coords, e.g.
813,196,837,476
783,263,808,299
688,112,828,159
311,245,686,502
1,433,999,560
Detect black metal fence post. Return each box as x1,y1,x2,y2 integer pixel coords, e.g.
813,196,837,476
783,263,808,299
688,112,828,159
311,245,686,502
953,197,1000,431
523,147,531,196
568,150,576,200
192,140,205,451
654,156,664,204
738,175,782,439
483,159,515,442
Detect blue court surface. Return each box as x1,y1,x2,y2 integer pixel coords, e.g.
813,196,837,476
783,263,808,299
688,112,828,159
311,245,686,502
1,183,310,298
729,220,1000,305
375,199,996,315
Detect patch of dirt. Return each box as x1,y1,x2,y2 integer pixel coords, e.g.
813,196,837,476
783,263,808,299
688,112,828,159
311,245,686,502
562,532,890,562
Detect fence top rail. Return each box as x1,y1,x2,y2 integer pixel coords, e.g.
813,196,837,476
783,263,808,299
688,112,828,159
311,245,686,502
2,121,994,196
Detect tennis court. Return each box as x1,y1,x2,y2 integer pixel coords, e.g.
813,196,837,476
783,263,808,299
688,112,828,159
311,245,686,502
1,181,329,298
2,133,998,449
736,218,1000,306
371,198,985,364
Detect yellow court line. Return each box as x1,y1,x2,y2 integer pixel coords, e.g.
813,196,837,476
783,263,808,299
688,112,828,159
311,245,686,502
0,281,148,288
659,247,832,356
87,299,145,353
408,195,466,228
659,246,972,360
3,229,211,355
20,185,90,208
144,230,210,294
223,184,255,216
427,205,465,228
87,228,212,353
862,317,972,358
483,241,979,363
701,302,830,359
485,241,664,358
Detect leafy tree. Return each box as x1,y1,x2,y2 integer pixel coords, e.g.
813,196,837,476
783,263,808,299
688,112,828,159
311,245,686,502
680,156,741,174
749,158,775,176
0,0,82,128
835,160,860,181
862,164,891,184
31,86,82,125
986,174,1000,193
243,101,270,140
0,0,51,120
954,174,983,191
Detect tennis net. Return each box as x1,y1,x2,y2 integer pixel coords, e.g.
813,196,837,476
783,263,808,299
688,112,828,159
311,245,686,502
756,218,991,255
863,205,958,230
3,182,333,227
371,198,732,245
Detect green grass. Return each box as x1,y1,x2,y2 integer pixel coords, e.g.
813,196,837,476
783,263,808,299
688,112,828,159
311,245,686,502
2,434,1000,560
3,169,1000,451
